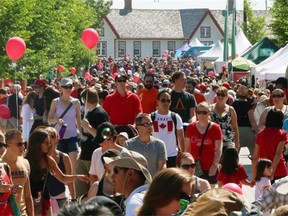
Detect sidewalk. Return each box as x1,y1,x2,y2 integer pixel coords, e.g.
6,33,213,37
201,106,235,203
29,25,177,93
239,147,255,203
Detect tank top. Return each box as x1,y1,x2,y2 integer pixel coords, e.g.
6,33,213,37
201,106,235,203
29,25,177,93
47,152,66,196
211,107,234,145
54,98,78,139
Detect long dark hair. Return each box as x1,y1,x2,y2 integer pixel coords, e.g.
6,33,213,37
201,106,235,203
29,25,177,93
25,129,50,180
221,148,239,175
255,158,272,181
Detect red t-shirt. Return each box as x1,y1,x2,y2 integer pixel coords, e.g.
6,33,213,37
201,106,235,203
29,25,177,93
194,92,206,104
137,88,158,114
186,122,223,170
256,128,288,178
103,90,142,125
217,164,248,188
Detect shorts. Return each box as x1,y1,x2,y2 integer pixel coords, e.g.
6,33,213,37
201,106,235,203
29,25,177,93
57,136,79,154
200,170,218,184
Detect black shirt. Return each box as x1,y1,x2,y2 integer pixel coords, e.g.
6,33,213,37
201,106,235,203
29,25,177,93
79,106,109,161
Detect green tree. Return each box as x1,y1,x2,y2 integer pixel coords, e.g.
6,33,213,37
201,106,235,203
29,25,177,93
0,0,111,80
270,0,288,47
242,0,266,44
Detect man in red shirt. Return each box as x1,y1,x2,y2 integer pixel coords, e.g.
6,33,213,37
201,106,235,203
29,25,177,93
103,74,142,126
137,73,158,113
0,88,7,104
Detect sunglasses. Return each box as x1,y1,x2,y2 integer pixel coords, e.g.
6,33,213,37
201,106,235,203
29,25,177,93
138,122,153,127
0,142,6,148
113,167,127,175
117,79,127,83
216,93,227,97
272,94,284,98
160,98,171,103
181,163,196,170
61,85,73,89
196,110,209,115
17,141,27,148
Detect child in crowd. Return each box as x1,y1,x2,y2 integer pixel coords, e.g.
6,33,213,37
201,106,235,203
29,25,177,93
255,158,272,200
217,147,252,188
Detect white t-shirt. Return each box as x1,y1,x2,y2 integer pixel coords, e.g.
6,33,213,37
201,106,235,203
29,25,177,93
89,147,129,180
152,111,183,157
255,177,271,200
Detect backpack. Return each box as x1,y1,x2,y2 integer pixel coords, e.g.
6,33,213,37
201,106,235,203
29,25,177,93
150,111,178,146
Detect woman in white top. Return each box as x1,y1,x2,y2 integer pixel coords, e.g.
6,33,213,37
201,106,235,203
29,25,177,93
21,91,37,141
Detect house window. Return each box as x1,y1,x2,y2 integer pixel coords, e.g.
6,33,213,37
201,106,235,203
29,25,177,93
200,41,213,46
153,41,160,57
118,41,126,57
133,41,141,57
200,26,211,38
98,27,105,36
167,41,175,52
96,41,107,57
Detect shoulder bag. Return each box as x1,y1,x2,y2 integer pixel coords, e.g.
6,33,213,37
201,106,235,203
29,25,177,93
194,122,211,177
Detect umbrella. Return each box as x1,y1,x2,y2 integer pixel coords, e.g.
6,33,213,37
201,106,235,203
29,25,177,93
231,57,256,71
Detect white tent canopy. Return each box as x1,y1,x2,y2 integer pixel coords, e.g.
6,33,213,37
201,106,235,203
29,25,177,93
235,28,252,56
197,40,224,62
254,44,288,81
189,37,204,47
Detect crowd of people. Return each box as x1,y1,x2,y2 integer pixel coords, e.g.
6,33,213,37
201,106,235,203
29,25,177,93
0,56,288,215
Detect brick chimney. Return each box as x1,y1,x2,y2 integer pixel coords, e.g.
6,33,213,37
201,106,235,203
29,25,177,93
124,0,132,11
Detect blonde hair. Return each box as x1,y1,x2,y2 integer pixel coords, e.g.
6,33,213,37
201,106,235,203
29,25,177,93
197,101,211,112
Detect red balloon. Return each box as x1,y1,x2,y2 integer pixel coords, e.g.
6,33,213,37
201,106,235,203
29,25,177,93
58,65,65,73
222,183,243,195
81,28,99,50
0,104,11,120
70,67,76,75
5,37,26,61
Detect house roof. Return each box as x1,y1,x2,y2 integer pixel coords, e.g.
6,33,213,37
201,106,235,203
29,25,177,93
106,8,271,40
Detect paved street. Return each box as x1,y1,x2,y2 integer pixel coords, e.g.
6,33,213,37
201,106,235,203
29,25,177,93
239,147,255,203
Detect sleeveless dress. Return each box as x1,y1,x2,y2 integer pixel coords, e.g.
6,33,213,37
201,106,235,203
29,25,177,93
0,173,13,216
211,107,235,148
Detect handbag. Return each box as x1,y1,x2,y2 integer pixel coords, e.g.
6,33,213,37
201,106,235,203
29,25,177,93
51,99,74,127
33,169,49,216
194,122,211,177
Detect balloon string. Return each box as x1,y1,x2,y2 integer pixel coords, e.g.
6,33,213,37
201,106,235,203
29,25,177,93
14,62,19,130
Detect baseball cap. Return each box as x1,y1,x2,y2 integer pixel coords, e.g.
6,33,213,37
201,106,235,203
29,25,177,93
60,77,73,86
33,79,47,88
92,122,117,144
103,150,152,183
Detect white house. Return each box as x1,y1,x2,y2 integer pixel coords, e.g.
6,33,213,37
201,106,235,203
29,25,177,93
96,0,268,59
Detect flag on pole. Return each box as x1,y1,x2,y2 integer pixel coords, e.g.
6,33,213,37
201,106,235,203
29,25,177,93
231,0,236,60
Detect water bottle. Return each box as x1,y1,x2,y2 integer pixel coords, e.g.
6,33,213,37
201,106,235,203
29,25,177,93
59,124,67,140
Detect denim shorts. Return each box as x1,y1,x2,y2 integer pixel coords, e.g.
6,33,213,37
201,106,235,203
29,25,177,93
57,136,79,153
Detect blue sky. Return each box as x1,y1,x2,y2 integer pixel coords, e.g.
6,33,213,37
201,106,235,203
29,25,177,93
111,0,274,10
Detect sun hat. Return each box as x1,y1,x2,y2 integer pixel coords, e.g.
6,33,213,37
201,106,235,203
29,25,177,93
182,188,244,216
104,150,152,183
